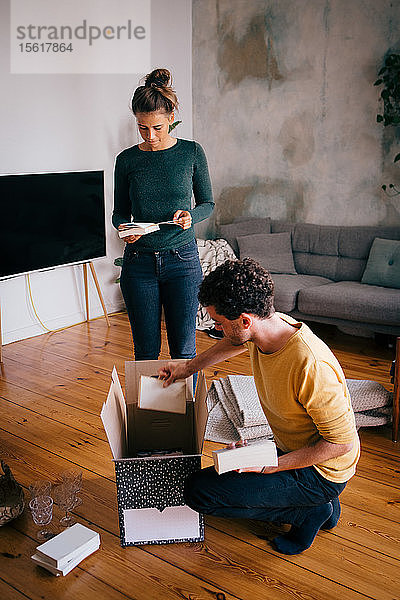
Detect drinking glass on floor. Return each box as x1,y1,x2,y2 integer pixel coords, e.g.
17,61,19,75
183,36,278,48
29,495,54,541
53,483,76,526
60,469,83,508
28,480,51,500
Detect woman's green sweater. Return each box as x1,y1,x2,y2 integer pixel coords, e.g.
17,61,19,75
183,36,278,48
112,139,214,251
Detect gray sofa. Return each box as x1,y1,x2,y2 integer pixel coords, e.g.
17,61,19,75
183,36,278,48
218,218,400,338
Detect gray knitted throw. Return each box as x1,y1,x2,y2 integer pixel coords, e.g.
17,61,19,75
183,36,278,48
205,376,392,444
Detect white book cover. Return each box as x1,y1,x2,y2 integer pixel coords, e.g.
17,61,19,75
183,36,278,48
35,523,100,568
138,375,187,414
213,441,278,474
31,539,100,576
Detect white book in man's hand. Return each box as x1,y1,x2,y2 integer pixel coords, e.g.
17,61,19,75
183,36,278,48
212,441,278,475
138,375,187,414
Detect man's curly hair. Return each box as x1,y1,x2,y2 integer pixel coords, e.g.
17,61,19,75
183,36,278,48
198,258,275,320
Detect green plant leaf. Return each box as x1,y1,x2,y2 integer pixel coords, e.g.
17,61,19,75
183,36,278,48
375,53,400,128
385,54,396,67
168,120,182,133
115,277,120,284
394,153,400,163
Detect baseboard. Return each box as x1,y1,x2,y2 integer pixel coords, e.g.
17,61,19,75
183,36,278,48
1,300,126,346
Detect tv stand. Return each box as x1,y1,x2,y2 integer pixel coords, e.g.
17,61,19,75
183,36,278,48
83,261,111,328
0,261,110,363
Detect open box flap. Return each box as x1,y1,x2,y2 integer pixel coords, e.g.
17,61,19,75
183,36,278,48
112,366,127,440
194,371,208,454
100,367,127,459
125,359,193,405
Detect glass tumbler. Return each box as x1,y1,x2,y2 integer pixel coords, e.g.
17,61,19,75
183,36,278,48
29,495,54,541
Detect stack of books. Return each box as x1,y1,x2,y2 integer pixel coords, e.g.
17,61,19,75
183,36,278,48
212,440,278,475
31,523,100,576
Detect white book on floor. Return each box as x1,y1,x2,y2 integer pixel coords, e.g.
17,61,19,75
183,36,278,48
138,375,187,414
31,539,100,576
35,523,100,568
212,441,278,474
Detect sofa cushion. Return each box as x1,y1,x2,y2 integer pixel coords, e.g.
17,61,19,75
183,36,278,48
218,218,271,256
361,238,400,289
293,223,340,255
237,232,297,274
336,226,400,281
272,274,333,312
338,226,400,258
271,220,400,282
298,281,400,325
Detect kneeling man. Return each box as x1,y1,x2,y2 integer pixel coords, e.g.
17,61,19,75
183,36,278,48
160,258,360,554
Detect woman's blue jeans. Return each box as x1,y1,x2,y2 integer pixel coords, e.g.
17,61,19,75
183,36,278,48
184,463,346,528
120,239,203,360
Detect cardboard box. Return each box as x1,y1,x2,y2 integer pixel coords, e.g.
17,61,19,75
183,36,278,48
101,360,208,547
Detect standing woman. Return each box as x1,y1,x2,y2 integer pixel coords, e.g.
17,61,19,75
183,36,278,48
112,68,214,361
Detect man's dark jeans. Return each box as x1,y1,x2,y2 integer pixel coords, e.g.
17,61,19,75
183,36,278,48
120,239,203,360
184,463,346,528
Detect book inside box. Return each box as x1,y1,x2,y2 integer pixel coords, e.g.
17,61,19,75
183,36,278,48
101,360,208,460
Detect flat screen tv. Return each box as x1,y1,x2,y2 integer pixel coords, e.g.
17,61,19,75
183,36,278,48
0,170,106,279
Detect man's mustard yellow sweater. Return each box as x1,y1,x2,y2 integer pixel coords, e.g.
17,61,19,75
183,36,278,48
247,314,360,483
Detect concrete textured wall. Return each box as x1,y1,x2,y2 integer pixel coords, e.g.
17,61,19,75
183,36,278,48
192,0,400,238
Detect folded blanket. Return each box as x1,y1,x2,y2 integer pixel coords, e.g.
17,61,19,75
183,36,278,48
346,379,392,411
346,379,393,429
205,376,273,443
217,376,267,428
196,239,237,330
205,375,393,444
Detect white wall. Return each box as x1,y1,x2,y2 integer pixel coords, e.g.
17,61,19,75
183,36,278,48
0,0,192,345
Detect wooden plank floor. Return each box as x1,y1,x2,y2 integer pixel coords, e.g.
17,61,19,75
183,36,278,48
0,314,398,600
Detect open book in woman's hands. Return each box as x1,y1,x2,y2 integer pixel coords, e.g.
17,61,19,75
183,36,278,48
118,221,180,238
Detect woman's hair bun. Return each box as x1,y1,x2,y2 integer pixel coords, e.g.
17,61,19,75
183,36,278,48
131,67,178,114
145,68,171,89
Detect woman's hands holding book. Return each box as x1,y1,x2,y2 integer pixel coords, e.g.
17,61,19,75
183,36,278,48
173,210,192,230
118,224,143,244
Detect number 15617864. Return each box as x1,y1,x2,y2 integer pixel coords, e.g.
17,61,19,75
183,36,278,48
18,42,73,52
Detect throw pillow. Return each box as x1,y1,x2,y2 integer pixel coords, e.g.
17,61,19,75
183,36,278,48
361,237,400,289
237,232,297,274
218,218,271,256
